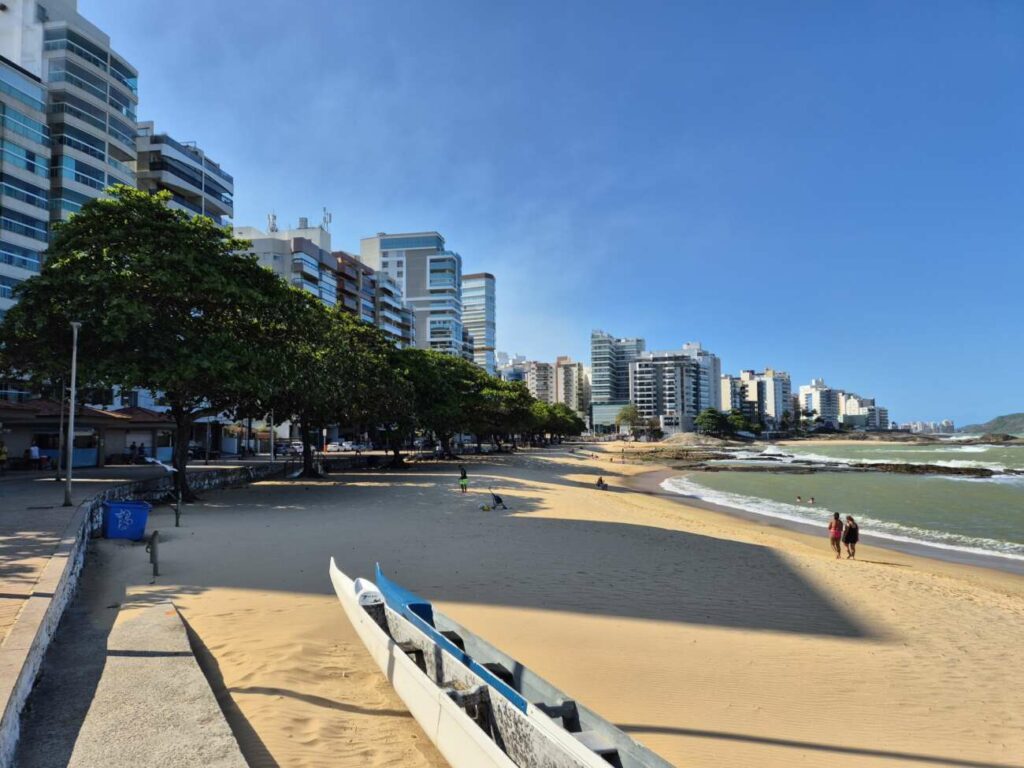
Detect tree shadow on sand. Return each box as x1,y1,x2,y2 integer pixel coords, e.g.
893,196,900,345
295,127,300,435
195,470,880,640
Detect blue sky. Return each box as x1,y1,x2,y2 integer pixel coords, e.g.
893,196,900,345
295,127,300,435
85,0,1023,425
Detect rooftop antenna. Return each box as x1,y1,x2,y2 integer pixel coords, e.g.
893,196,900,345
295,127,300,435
268,212,278,233
321,207,332,232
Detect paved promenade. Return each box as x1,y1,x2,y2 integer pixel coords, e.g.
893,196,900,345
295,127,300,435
0,462,267,646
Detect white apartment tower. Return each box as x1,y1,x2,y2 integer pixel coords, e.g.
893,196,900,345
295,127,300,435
525,361,555,404
361,232,465,357
798,378,841,428
554,356,591,418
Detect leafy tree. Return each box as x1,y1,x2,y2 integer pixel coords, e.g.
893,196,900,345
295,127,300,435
615,404,644,434
695,408,729,437
0,186,284,500
401,349,484,456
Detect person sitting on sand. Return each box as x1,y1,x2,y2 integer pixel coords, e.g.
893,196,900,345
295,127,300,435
596,477,608,490
458,464,468,494
489,488,508,510
842,515,859,559
828,512,844,559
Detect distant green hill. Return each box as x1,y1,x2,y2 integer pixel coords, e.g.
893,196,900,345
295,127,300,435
960,413,1024,434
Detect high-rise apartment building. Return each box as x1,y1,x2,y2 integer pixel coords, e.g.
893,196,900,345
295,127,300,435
627,344,723,433
462,272,495,374
798,378,840,428
628,350,702,433
525,361,554,404
554,356,590,419
738,367,792,426
680,342,721,416
590,329,645,428
238,219,339,308
237,220,415,348
0,54,50,321
720,374,743,412
1,0,137,318
360,231,465,357
36,0,139,220
136,121,233,224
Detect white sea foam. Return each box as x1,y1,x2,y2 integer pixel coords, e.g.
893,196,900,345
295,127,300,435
742,446,1009,473
660,475,1024,562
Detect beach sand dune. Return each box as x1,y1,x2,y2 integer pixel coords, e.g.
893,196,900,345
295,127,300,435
23,449,1024,768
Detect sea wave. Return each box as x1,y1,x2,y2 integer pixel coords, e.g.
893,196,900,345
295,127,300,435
660,475,1024,561
736,446,1009,473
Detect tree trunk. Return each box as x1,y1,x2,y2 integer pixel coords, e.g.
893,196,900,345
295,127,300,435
172,406,196,502
300,415,316,477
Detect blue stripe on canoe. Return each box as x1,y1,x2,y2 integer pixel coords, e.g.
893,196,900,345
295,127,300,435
375,564,529,713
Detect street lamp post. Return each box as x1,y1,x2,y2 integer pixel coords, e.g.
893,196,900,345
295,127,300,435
63,322,82,507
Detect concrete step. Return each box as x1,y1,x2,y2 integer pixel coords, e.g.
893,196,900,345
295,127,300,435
66,601,246,768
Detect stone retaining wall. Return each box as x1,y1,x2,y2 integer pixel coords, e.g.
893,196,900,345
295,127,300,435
0,463,284,767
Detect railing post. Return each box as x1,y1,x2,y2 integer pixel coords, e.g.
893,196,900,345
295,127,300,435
146,530,159,577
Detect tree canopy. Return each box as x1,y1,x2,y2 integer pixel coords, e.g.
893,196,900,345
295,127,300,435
0,187,591,492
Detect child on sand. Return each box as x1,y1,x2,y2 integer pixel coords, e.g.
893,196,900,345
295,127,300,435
843,515,859,559
458,464,468,494
828,512,843,559
489,488,508,510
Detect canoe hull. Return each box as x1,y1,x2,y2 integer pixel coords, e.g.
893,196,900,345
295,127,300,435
329,558,517,768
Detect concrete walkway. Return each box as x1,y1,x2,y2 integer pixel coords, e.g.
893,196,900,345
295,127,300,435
61,601,246,768
0,462,270,647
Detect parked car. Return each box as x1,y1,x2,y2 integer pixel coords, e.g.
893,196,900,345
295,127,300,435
325,441,343,453
274,442,302,457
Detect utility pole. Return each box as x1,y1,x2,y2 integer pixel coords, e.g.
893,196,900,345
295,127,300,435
63,322,81,507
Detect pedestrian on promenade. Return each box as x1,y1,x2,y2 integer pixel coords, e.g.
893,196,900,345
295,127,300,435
828,512,844,559
843,515,860,559
0,440,7,475
29,442,40,470
458,464,468,494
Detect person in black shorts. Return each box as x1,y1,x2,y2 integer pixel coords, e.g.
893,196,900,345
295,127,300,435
842,515,859,559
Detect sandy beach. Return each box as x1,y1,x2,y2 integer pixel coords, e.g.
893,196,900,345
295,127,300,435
27,446,1024,768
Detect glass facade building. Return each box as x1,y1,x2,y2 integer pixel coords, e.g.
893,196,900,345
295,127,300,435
360,231,467,357
462,272,496,374
0,55,50,322
38,3,139,223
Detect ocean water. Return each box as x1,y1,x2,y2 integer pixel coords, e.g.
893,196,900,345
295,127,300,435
661,443,1024,562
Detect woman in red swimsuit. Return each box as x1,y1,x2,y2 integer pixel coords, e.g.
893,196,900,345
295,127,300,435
827,512,844,559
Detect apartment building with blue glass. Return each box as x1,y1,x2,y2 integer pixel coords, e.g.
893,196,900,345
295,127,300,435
462,272,496,374
0,54,50,321
0,0,138,321
360,231,469,358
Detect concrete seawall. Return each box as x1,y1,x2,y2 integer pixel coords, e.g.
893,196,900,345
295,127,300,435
0,463,283,766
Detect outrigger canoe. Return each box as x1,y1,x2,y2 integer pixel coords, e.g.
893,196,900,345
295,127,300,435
329,558,674,768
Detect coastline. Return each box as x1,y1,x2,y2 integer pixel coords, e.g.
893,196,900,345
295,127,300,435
25,448,1024,768
625,464,1024,577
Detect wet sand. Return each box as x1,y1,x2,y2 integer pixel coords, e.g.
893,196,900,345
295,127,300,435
28,447,1024,767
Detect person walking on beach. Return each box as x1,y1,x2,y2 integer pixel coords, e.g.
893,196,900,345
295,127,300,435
842,515,859,559
458,464,468,494
828,512,844,559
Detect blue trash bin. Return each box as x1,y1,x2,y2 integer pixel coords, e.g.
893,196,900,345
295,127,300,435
102,500,151,541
